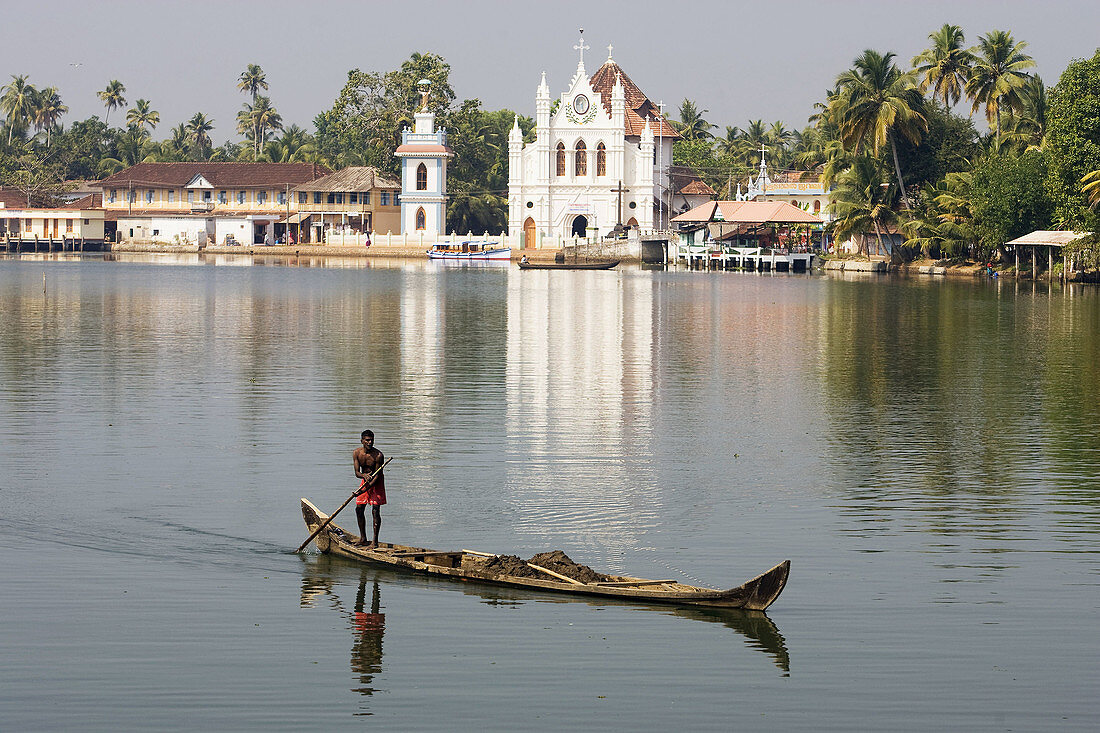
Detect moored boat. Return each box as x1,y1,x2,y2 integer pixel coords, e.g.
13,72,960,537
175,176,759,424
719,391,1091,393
517,259,620,270
427,241,511,260
300,498,790,610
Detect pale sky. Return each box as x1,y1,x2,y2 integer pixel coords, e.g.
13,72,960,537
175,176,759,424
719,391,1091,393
4,0,1098,144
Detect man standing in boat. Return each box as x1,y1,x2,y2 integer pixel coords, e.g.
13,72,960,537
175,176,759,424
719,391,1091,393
353,430,386,548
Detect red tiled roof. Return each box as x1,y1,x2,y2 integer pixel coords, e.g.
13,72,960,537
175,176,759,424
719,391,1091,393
0,187,102,210
678,180,715,196
589,61,680,139
98,162,330,188
0,187,28,208
394,144,453,156
672,200,823,224
72,193,103,210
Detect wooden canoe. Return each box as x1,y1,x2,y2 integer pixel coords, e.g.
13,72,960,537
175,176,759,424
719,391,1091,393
517,259,620,270
301,498,790,611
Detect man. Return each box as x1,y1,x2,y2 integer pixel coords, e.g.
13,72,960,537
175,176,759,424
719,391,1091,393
352,430,386,548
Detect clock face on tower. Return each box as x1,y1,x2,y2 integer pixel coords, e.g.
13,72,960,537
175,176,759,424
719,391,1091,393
573,94,590,116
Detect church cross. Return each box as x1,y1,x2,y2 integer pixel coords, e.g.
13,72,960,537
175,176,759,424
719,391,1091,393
573,28,589,67
610,180,631,227
607,44,614,62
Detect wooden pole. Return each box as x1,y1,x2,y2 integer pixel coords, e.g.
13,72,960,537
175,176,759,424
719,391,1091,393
294,456,393,553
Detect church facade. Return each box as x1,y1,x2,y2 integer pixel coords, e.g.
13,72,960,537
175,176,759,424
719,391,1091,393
507,40,679,247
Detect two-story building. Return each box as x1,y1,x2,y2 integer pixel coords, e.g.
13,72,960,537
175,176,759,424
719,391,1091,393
97,162,330,245
291,166,402,244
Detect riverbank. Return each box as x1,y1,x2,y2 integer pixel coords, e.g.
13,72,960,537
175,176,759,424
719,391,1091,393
109,241,569,262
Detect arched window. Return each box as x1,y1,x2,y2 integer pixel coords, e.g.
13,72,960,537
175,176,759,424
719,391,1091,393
415,207,426,231
596,142,606,176
556,143,566,176
416,163,428,191
575,140,587,177
813,199,822,214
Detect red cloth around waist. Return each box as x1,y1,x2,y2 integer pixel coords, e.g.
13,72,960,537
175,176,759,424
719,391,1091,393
356,475,386,506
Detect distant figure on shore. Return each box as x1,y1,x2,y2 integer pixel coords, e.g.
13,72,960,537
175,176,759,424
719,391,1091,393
353,430,386,548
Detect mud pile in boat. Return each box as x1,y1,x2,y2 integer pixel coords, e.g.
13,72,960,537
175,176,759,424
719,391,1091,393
483,550,607,583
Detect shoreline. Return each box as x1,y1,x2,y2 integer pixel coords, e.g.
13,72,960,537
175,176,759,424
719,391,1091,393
105,242,650,263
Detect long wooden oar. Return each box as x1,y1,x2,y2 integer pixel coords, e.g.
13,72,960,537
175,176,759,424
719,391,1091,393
294,456,393,553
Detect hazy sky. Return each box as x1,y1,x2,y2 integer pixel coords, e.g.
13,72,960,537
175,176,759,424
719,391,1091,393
4,0,1098,143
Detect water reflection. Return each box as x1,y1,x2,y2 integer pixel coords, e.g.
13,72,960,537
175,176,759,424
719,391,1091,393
300,553,789,680
300,562,387,713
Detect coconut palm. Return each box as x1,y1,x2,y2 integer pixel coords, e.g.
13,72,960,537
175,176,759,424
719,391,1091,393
237,64,268,103
677,99,714,140
739,119,770,168
263,125,317,162
126,99,160,134
33,86,67,146
1082,170,1100,209
828,154,899,257
832,49,927,209
902,172,975,258
965,30,1035,151
1000,75,1047,153
912,24,975,108
2,74,38,144
238,95,282,157
186,112,215,159
97,80,127,124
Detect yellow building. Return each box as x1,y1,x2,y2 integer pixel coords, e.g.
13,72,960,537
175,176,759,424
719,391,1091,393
291,167,402,244
98,162,330,245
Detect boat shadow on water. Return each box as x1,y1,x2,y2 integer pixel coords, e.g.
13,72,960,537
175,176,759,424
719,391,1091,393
299,554,791,676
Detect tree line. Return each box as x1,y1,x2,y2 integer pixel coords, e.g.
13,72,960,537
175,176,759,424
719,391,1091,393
671,25,1100,267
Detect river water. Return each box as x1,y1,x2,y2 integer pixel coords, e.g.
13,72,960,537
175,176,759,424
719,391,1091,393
1,254,1097,731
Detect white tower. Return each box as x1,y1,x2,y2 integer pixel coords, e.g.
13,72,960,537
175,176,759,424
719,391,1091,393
396,80,453,236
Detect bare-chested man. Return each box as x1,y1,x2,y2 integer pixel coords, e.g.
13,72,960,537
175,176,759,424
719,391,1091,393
353,430,386,548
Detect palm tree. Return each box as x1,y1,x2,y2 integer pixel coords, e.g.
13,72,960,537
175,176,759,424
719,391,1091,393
2,74,38,144
186,112,215,159
237,64,268,103
828,154,899,257
263,125,317,162
912,24,975,108
832,49,927,209
126,99,160,134
965,30,1035,151
739,119,770,168
677,99,714,140
1082,170,1100,209
902,173,975,259
238,95,282,157
97,80,127,124
1000,75,1047,153
33,86,67,146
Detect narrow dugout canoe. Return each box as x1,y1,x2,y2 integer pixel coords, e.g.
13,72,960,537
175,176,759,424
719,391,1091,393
301,498,790,611
517,259,621,270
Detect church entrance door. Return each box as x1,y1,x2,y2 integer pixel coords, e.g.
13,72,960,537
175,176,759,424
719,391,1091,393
571,215,587,239
523,217,536,250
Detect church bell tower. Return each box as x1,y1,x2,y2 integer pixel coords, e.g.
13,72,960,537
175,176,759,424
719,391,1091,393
396,80,453,236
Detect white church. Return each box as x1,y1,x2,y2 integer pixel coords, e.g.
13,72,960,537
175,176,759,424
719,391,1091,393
508,34,680,248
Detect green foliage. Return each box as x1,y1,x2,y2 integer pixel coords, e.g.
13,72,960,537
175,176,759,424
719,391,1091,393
827,154,899,256
1046,49,1100,237
970,149,1052,257
893,100,980,191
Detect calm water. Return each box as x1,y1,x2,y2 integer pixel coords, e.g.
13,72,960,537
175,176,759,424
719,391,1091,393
1,254,1098,731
